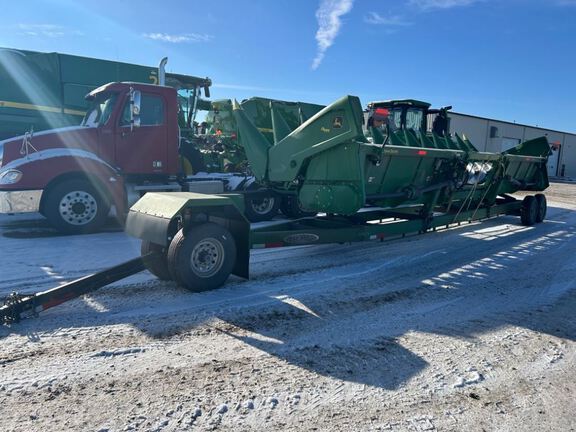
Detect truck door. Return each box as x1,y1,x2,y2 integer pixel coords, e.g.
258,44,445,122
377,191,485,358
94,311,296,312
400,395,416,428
114,93,168,175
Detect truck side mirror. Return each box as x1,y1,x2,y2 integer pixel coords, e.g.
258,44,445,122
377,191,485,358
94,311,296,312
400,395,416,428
129,87,141,131
203,85,211,98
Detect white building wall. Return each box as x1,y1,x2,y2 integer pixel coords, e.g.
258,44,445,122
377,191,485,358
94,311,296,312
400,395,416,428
446,115,490,151
562,135,576,178
447,112,575,178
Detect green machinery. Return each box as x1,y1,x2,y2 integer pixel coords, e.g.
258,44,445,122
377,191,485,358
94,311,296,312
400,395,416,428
0,48,211,139
183,97,325,220
125,95,550,292
189,97,324,174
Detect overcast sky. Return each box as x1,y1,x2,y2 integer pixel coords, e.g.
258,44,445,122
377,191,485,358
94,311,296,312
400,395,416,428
1,0,575,132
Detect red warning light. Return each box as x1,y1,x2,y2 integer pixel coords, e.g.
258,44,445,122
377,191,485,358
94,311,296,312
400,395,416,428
417,150,427,155
374,108,389,118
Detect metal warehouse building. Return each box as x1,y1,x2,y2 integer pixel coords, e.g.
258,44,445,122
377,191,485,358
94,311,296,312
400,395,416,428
445,112,576,179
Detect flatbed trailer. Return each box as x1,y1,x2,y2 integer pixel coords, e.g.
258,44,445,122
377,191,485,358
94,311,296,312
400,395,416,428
122,186,546,294
250,197,530,248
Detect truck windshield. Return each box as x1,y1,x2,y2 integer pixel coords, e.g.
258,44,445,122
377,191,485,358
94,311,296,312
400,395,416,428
82,93,119,127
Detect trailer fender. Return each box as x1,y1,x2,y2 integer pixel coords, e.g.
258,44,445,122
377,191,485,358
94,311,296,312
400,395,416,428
126,192,250,279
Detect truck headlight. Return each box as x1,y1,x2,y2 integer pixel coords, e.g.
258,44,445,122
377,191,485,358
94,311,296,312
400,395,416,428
0,169,23,185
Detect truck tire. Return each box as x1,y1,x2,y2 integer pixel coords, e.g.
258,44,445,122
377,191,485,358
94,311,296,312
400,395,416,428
535,193,547,223
244,189,279,222
43,179,110,234
179,145,206,174
280,195,316,219
167,223,236,292
141,240,171,281
520,195,537,226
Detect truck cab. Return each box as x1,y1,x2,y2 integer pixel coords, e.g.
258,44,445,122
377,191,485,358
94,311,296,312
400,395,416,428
82,82,181,177
0,81,191,233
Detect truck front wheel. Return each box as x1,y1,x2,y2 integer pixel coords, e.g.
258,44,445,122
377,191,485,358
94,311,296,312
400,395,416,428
167,223,236,292
43,179,110,234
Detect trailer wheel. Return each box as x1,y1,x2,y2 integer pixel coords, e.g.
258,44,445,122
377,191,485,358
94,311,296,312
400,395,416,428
167,223,236,292
43,179,110,234
535,193,547,223
280,195,316,219
141,241,171,281
244,189,279,222
520,195,538,226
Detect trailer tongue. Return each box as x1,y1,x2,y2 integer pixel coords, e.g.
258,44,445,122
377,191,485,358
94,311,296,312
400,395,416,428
0,255,154,324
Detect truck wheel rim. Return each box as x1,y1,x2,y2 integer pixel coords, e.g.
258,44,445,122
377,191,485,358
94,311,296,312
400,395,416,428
252,197,275,215
59,190,98,226
190,238,224,278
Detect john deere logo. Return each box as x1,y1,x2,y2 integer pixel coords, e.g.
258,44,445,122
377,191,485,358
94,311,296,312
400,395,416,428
283,233,320,245
320,127,330,133
332,116,343,128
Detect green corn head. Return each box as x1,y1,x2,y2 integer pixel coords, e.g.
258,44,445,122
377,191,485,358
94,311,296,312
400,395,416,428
232,95,550,215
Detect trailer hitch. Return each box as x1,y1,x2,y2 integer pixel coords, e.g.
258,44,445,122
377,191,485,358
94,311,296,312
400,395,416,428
1,254,155,325
1,293,29,324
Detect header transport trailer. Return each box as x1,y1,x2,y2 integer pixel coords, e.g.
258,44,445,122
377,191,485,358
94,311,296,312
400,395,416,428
0,48,211,140
1,94,550,323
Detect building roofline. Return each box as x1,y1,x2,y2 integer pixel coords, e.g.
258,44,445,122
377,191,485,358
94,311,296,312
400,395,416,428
450,111,576,137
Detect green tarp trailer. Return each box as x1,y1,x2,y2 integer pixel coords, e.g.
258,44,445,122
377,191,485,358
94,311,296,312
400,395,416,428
0,47,210,139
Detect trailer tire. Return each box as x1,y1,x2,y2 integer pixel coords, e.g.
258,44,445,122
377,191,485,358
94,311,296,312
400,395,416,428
141,241,171,281
43,179,110,234
280,195,316,219
167,223,236,292
535,193,547,223
244,189,279,222
520,195,538,226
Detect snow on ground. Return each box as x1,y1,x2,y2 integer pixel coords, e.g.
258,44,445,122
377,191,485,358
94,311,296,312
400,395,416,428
0,183,575,431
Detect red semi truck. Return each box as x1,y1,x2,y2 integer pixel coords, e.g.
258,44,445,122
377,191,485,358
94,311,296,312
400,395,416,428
0,79,278,233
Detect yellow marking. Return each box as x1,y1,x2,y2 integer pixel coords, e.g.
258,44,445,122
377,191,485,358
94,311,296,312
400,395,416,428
0,100,85,116
63,108,86,116
320,127,330,133
0,100,61,113
149,72,158,85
